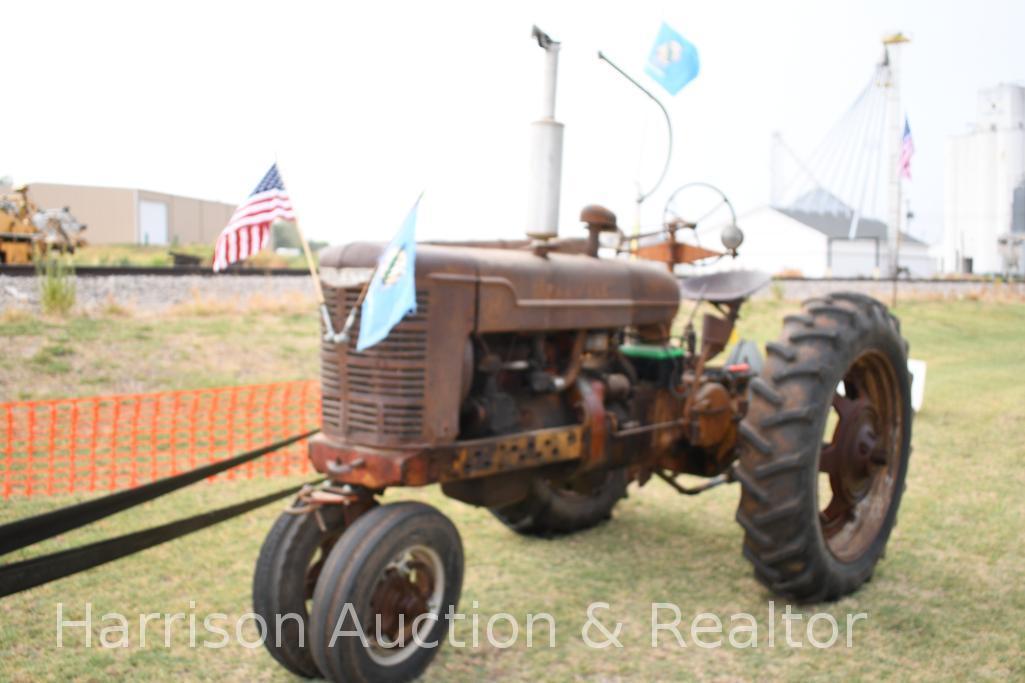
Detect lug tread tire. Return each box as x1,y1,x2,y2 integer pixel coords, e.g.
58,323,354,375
735,293,912,603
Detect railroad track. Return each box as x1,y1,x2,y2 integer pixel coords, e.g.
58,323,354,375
0,265,310,277
1,263,1014,286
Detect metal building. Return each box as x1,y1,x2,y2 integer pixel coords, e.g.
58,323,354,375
943,84,1025,275
728,193,934,279
14,182,235,246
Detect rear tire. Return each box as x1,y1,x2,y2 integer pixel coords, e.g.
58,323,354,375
735,292,912,602
489,468,628,536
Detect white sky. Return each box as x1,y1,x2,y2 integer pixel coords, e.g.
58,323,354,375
5,0,1024,246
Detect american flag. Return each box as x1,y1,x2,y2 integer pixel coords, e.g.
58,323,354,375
899,117,914,180
213,164,295,272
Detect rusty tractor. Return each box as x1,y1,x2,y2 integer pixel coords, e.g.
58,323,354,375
252,203,912,682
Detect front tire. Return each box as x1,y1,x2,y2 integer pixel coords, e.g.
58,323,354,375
310,502,464,683
735,292,912,602
253,502,347,677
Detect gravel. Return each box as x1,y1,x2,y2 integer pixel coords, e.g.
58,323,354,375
0,274,316,313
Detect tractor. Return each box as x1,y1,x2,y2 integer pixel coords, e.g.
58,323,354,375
252,28,912,683
252,205,911,681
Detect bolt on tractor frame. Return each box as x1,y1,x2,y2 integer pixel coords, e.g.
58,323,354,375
252,206,913,682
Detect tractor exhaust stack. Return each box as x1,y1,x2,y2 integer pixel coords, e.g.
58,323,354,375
526,26,564,240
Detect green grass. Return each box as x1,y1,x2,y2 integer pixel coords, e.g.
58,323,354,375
29,341,74,375
0,306,320,402
1,300,1024,681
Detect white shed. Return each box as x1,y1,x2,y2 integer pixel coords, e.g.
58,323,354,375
721,199,934,279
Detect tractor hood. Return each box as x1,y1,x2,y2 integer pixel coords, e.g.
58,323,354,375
319,241,680,333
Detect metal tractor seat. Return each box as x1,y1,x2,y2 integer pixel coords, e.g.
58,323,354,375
679,270,771,303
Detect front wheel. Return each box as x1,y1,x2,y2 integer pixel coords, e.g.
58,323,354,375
735,292,912,602
310,502,464,683
253,501,347,677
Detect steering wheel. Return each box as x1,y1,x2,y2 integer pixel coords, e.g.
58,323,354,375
662,182,739,250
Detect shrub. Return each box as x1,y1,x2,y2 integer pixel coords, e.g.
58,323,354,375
36,255,76,316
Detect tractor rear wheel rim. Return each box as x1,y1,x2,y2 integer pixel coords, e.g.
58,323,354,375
818,350,904,562
366,544,445,666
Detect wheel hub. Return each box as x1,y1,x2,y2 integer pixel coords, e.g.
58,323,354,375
819,385,893,540
370,564,433,642
365,545,444,663
826,397,885,486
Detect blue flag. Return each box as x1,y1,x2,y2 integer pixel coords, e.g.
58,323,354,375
644,23,699,95
356,197,420,351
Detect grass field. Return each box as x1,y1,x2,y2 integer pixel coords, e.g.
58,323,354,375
0,304,319,402
1,299,1024,681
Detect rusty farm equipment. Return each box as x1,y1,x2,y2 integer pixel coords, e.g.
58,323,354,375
0,185,86,264
251,28,912,683
251,206,912,681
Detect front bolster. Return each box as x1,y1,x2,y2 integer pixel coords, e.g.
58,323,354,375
309,424,587,489
308,434,438,488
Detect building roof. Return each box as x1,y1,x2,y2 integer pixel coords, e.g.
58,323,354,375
789,187,852,215
777,189,928,246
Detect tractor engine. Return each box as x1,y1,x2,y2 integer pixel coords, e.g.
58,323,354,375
310,237,752,507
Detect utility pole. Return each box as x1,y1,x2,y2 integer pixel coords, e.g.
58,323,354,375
770,131,784,206
882,33,909,280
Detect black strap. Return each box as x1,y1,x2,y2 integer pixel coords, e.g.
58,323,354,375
0,482,311,598
0,429,318,557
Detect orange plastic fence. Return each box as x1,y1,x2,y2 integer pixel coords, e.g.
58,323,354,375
0,381,320,500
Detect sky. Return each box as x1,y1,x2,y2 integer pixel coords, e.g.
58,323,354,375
4,0,1024,247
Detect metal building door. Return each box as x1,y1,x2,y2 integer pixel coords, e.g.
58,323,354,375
138,199,168,245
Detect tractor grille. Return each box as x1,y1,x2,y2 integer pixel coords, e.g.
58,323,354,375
320,286,429,444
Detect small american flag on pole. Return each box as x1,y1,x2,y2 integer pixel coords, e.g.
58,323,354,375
899,117,914,180
213,163,295,272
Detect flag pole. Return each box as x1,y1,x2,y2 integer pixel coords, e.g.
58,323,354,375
336,192,423,347
292,216,372,345
597,52,673,255
291,218,339,341
269,155,340,341
294,219,324,303
336,279,372,345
